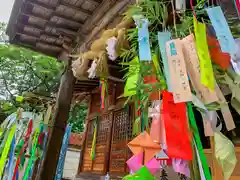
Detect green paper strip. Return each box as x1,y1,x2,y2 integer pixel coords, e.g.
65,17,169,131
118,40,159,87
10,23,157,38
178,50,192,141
187,103,212,180
0,124,16,177
23,128,40,180
90,120,97,160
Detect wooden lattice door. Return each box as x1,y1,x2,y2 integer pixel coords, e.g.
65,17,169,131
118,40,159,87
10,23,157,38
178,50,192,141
80,113,113,175
109,106,134,176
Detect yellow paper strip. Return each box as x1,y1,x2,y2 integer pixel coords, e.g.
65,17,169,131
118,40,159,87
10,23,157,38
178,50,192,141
193,18,215,91
0,124,16,177
166,39,192,103
182,34,218,104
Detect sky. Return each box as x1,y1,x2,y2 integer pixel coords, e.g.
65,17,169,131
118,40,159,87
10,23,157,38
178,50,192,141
0,0,15,23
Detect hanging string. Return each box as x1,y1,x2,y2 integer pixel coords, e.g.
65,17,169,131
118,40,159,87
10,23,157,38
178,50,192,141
171,0,178,38
190,0,197,17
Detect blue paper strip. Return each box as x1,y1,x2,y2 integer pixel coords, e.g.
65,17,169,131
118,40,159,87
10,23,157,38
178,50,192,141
8,136,15,180
134,17,152,61
157,31,172,91
207,6,236,54
55,125,72,180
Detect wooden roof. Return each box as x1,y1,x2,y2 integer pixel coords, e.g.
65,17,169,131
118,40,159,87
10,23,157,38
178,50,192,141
7,0,132,58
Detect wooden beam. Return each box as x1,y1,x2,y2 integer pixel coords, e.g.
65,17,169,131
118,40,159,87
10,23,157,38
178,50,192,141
20,12,81,31
56,28,77,38
37,61,75,180
26,0,56,9
59,2,92,16
51,12,84,26
87,0,102,5
16,23,60,38
16,32,63,49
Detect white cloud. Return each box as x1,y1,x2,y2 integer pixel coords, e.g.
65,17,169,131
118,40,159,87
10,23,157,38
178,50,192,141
0,0,15,23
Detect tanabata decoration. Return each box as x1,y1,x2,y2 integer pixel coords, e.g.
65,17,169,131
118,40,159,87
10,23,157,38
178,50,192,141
106,37,118,61
0,124,16,178
193,140,206,180
215,83,236,131
6,136,15,180
193,17,215,91
172,158,190,177
128,131,161,163
124,57,139,97
126,152,160,175
175,0,186,11
23,127,40,180
90,119,98,160
123,166,154,180
16,96,24,103
87,60,97,79
162,91,192,160
133,15,151,61
100,78,108,109
158,32,172,91
207,6,236,55
149,100,161,143
214,132,237,180
55,125,72,180
234,0,240,16
187,103,212,180
231,38,240,74
165,39,192,103
13,120,33,180
225,73,240,115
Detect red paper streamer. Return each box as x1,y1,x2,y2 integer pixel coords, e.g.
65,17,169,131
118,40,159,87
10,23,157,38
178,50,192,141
12,120,33,180
162,91,192,160
235,0,240,15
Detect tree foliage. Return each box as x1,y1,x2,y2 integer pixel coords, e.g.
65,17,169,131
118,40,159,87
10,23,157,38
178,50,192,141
0,22,8,43
68,103,87,133
0,44,64,98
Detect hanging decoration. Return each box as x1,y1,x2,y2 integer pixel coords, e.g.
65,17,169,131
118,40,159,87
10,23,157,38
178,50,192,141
193,18,215,91
106,37,118,61
0,124,16,177
100,78,108,110
182,34,218,104
188,103,212,180
158,32,172,91
55,125,72,180
214,132,237,180
127,131,161,163
90,119,98,160
123,166,154,180
126,152,160,175
162,91,192,160
133,15,151,61
87,60,97,79
165,39,192,103
207,6,236,55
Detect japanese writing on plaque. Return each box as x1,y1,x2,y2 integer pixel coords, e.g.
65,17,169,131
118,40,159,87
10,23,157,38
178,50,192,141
166,39,192,103
181,34,218,104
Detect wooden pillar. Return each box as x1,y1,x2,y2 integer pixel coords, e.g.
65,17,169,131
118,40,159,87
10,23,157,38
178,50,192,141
37,60,75,180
